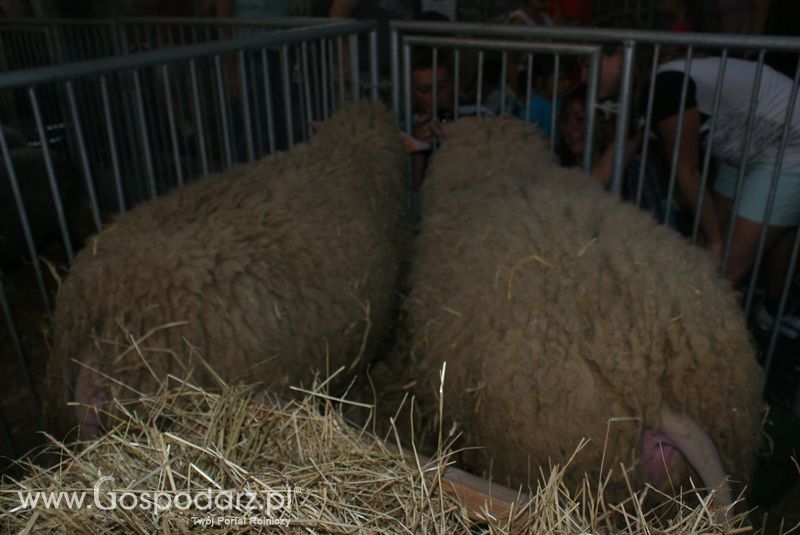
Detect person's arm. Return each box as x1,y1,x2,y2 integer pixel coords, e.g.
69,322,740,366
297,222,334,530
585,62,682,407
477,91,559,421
655,107,724,260
591,135,641,187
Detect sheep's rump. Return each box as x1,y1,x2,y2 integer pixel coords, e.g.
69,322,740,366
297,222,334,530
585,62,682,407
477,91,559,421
48,101,408,435
406,116,763,491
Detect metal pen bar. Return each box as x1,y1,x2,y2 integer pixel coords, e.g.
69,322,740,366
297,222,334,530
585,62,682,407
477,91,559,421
744,56,800,319
403,43,412,135
582,50,601,173
390,20,800,51
693,50,728,243
328,38,337,112
477,50,484,116
0,274,43,427
189,59,209,176
100,75,126,212
29,86,74,261
321,39,329,120
766,225,800,385
214,54,233,168
369,29,378,102
525,53,533,123
0,126,52,322
663,47,694,227
296,46,308,142
348,33,359,102
162,64,185,186
609,41,636,195
722,50,766,276
636,44,660,209
302,41,313,138
238,50,255,162
337,36,345,105
391,28,400,115
281,45,294,148
549,53,560,152
262,49,276,154
132,69,157,199
0,21,376,91
432,48,438,124
500,50,507,115
453,49,460,120
65,80,102,231
248,51,264,156
311,39,321,119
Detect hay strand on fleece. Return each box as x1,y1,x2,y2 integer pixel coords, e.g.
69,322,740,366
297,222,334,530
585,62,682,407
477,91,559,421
0,345,789,533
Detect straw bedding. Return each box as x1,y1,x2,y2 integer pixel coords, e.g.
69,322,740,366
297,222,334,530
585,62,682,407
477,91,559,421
0,354,765,534
46,101,409,438
402,115,764,500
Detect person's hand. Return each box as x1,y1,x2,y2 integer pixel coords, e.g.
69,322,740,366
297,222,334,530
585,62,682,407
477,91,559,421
413,115,447,145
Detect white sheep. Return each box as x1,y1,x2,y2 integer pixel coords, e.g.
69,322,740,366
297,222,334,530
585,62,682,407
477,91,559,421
47,101,409,439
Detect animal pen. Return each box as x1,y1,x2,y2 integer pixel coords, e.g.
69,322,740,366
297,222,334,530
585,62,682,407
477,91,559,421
0,12,800,509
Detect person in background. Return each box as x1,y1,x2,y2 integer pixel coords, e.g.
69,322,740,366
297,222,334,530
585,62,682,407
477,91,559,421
516,54,572,138
557,84,672,223
591,44,800,336
505,0,554,99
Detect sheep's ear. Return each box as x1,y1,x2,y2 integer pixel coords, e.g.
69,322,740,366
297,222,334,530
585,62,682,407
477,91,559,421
401,133,430,154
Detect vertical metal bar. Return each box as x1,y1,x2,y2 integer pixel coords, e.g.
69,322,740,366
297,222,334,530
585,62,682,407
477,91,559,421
337,36,345,105
311,39,322,120
65,81,102,231
369,29,378,102
302,41,313,138
609,41,636,196
214,54,233,169
583,49,601,174
391,27,400,115
766,228,800,385
500,50,507,115
348,33,360,102
477,50,484,116
432,48,438,122
189,59,209,176
693,50,729,242
549,54,560,151
296,46,308,142
281,45,295,148
744,55,800,318
100,75,126,212
403,43,412,135
329,38,337,112
132,70,157,199
0,274,43,426
29,87,74,261
0,127,52,322
238,50,255,162
321,39,329,120
525,53,533,122
637,45,661,210
721,50,766,276
162,65,185,186
262,49,276,154
453,49,460,120
663,48,694,223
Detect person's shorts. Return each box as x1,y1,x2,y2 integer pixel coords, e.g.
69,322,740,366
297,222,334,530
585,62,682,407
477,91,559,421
713,160,800,226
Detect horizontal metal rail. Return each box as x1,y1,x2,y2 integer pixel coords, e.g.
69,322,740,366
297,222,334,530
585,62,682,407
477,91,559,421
0,20,375,90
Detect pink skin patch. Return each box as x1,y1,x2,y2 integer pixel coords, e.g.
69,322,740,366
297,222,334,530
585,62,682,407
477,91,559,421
73,366,106,440
640,427,682,488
